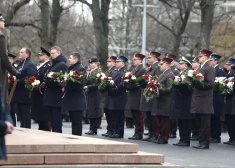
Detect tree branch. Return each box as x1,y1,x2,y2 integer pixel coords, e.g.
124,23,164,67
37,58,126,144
71,0,92,10
6,22,42,30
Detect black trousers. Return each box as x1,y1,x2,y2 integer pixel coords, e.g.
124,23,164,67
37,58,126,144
211,115,221,140
10,103,18,126
192,118,200,137
178,119,192,144
169,119,177,135
37,120,50,131
150,114,159,137
126,117,133,127
158,115,169,142
225,114,235,141
90,118,98,133
131,110,144,136
104,108,114,133
69,110,83,136
112,110,125,136
146,111,151,134
195,114,211,146
47,107,62,133
17,103,31,128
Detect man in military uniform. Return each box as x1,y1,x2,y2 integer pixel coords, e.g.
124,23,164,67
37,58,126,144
166,54,179,139
127,54,146,140
108,56,128,138
209,54,225,143
101,56,117,137
191,49,215,149
31,47,51,131
141,51,162,142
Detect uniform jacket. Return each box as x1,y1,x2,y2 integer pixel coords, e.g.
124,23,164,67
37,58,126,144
0,32,17,104
62,62,87,111
213,64,226,116
140,61,162,112
170,69,194,119
171,65,180,76
152,68,174,116
125,64,146,110
43,55,68,107
12,57,37,104
225,68,235,115
86,67,102,118
31,61,50,121
108,66,127,111
100,66,116,109
191,61,215,114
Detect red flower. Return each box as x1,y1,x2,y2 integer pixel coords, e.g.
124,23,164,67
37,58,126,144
193,71,198,75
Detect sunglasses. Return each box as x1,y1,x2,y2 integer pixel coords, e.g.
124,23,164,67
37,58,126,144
115,61,121,63
147,56,154,59
107,61,114,62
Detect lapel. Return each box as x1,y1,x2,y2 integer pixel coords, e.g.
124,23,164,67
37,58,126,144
199,61,209,75
132,64,142,75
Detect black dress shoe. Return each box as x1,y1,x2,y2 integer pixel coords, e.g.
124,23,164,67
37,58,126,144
156,138,168,144
149,136,158,143
110,133,123,138
101,132,109,137
169,133,176,138
192,144,209,149
178,142,190,147
142,136,152,141
223,140,234,145
85,131,97,135
210,138,221,143
128,135,142,140
173,142,181,146
190,136,199,141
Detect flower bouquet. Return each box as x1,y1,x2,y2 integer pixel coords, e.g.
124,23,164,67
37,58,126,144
220,77,234,95
64,70,86,84
170,74,191,89
25,76,40,91
98,77,117,92
136,74,151,89
94,72,106,85
8,74,16,85
143,80,160,102
122,72,136,84
214,77,226,92
47,71,64,85
187,70,204,86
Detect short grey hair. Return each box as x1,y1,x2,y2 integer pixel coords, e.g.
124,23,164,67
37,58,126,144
51,46,62,54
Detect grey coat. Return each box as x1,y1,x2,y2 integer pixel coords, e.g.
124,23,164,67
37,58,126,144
0,32,17,104
190,61,215,114
139,61,162,112
151,68,174,116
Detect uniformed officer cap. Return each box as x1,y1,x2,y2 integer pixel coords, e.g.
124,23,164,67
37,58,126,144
8,52,17,58
179,56,192,67
116,56,128,63
166,54,177,61
38,46,50,57
226,58,235,65
88,58,99,63
209,54,221,61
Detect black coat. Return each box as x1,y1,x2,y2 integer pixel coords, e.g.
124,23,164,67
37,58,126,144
213,65,226,116
86,68,102,118
125,64,146,110
170,69,194,119
43,55,68,107
31,61,50,121
12,57,37,104
62,62,87,111
108,66,127,111
100,66,116,109
224,69,235,115
140,61,162,112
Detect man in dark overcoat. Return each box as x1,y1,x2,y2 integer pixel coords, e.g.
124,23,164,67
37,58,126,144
209,54,225,143
84,58,101,135
171,57,194,147
166,54,180,139
101,56,117,137
62,52,86,136
191,49,215,149
108,56,128,138
31,47,51,131
141,51,162,142
43,46,68,133
127,54,146,140
11,48,37,128
223,58,235,145
152,58,174,144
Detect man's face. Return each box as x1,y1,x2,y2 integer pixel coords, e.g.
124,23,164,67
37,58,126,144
132,57,142,67
226,64,233,71
89,62,98,69
68,55,78,65
159,62,168,72
115,60,124,69
19,48,29,61
147,56,156,65
50,49,60,60
38,54,48,63
198,55,208,64
179,63,187,71
0,21,5,29
192,62,199,70
106,59,115,68
209,59,217,67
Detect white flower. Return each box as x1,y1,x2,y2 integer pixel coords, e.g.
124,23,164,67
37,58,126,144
101,76,105,80
32,80,40,86
69,71,74,76
174,76,180,82
131,76,136,80
47,72,54,78
181,75,186,81
187,70,193,77
108,77,112,80
110,80,114,84
124,79,129,82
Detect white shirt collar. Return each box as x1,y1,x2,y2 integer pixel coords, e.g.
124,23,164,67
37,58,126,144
201,60,209,68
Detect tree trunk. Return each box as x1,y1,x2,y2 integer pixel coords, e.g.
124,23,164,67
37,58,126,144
199,0,215,49
91,0,110,71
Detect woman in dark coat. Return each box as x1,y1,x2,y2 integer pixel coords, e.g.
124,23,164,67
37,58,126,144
62,52,87,136
84,58,101,135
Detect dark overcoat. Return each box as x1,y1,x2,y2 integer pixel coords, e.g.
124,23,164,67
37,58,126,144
62,62,87,111
213,64,226,116
224,69,235,115
170,69,194,119
191,61,215,114
31,61,50,121
0,32,17,104
86,68,102,118
108,67,127,111
125,64,146,111
152,68,174,116
43,55,68,107
100,66,116,109
139,62,162,112
11,57,37,104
